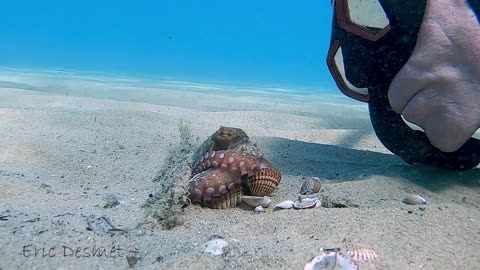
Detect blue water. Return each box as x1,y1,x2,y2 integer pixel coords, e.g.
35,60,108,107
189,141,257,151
0,0,336,91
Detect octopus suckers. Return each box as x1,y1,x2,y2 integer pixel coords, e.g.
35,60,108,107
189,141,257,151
210,150,216,158
194,188,202,194
219,152,225,159
206,187,215,194
211,161,219,167
228,156,235,164
219,185,227,194
221,164,228,169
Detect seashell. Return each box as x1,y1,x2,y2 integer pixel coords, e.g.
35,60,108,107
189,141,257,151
247,167,282,196
402,194,428,205
300,177,322,195
209,188,242,209
304,249,358,270
299,193,320,200
241,195,272,208
294,197,321,209
254,205,265,213
274,200,294,210
205,238,229,256
346,244,378,262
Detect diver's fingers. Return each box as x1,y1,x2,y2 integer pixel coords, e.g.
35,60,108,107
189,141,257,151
388,57,436,115
388,7,445,115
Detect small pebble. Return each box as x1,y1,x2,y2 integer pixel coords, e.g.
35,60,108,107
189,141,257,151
126,256,138,267
103,194,120,208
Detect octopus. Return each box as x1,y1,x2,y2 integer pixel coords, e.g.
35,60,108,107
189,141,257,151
187,127,282,209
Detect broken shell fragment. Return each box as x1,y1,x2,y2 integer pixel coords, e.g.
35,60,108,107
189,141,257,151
294,197,321,209
274,200,294,210
304,249,358,270
300,177,322,195
241,195,272,208
402,194,428,205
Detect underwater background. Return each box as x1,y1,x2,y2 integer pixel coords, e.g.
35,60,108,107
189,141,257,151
1,0,336,92
2,1,480,269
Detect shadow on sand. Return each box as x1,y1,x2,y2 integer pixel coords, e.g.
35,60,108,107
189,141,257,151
257,137,480,192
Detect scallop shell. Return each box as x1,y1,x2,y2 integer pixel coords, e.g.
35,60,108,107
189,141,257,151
300,177,322,195
346,244,378,262
247,167,281,196
304,250,358,270
241,195,272,208
294,197,321,209
402,194,428,205
274,200,294,209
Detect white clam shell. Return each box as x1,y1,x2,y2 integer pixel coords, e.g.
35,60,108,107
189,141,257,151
304,250,358,270
402,194,428,205
274,200,294,209
294,197,321,209
205,238,229,256
241,195,272,208
254,205,265,213
299,194,321,200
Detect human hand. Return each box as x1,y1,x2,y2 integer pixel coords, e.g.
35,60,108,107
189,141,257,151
388,0,480,152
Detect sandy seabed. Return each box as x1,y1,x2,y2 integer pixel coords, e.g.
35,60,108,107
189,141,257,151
0,69,479,270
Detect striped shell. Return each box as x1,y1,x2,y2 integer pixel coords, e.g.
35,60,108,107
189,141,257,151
346,244,378,262
300,177,322,195
247,167,282,196
209,188,242,209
